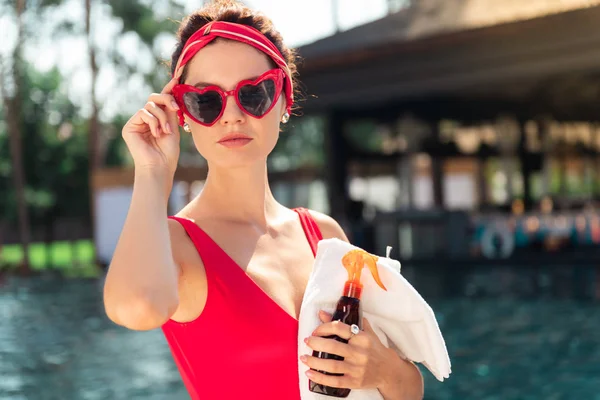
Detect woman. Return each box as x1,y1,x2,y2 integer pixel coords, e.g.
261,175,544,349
103,1,423,399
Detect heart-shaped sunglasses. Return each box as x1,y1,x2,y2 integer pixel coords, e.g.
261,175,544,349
172,69,285,127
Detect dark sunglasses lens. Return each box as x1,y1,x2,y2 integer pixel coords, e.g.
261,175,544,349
183,91,223,124
238,79,276,117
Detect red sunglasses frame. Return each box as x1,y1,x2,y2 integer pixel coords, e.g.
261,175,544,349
172,68,285,127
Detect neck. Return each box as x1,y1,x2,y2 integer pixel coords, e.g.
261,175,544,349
197,161,282,230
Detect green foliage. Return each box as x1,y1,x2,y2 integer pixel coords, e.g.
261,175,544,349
0,64,92,226
1,240,98,276
270,115,326,171
104,0,181,84
344,119,385,153
38,0,63,7
0,0,329,237
104,114,132,167
0,106,13,222
1,0,183,233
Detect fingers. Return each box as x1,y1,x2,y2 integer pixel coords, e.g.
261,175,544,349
362,318,375,335
312,320,356,342
138,109,161,138
306,366,373,391
147,92,181,134
300,355,348,375
161,77,178,94
305,369,352,390
148,93,180,112
143,101,173,136
123,81,183,142
126,91,181,140
304,336,351,359
318,310,333,323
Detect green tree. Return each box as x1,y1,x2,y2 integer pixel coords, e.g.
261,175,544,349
1,0,32,272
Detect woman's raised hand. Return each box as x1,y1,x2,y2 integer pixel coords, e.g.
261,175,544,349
121,78,182,176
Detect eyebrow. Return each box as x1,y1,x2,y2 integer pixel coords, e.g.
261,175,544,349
192,81,213,88
192,75,261,89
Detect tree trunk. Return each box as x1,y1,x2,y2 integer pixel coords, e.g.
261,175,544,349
86,0,100,266
44,211,55,268
1,0,31,274
3,96,31,273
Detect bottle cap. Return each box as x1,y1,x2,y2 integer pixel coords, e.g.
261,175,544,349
341,249,387,298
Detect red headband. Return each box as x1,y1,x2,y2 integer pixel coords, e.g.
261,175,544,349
173,21,293,114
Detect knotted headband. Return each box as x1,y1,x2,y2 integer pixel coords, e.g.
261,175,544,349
172,20,294,115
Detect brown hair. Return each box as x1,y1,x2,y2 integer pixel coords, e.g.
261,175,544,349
169,0,300,106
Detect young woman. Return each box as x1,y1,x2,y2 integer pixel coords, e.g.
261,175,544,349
103,1,423,399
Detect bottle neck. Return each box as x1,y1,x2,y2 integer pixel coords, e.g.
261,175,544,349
343,281,363,299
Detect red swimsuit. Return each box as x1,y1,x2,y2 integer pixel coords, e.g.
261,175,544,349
162,208,323,399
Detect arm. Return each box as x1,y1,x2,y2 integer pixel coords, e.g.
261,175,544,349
308,209,425,399
378,353,424,400
103,168,181,331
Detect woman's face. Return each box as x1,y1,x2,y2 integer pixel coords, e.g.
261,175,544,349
182,40,286,169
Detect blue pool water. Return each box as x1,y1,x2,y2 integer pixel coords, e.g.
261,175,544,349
0,266,599,400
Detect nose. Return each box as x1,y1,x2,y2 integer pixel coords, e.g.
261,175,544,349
219,93,245,126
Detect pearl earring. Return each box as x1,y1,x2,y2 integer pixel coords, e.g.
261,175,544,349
281,112,290,124
183,123,191,133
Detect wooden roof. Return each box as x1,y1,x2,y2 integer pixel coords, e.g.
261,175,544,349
296,1,600,120
299,0,600,62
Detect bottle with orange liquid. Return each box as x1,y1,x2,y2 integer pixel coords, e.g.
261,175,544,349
309,249,387,398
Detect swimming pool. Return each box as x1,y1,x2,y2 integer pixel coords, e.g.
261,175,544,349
0,269,598,400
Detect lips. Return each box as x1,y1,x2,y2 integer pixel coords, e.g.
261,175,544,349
218,133,252,143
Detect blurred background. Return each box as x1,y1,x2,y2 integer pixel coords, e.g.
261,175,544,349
2,0,600,399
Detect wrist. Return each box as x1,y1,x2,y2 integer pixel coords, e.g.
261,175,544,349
378,350,423,400
134,166,174,203
377,350,403,398
135,165,173,180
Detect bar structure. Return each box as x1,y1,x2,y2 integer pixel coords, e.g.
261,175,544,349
296,1,600,267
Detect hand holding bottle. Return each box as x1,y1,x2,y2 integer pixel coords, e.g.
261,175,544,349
302,310,409,395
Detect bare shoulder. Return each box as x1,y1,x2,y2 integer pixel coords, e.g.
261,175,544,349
306,209,349,243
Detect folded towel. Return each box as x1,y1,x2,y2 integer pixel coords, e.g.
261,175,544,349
298,239,451,399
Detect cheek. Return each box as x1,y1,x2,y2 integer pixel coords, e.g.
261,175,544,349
252,96,283,142
264,97,285,129
248,116,279,153
260,109,282,144
188,126,214,154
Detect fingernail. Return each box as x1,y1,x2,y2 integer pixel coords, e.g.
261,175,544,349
306,370,314,378
304,337,309,344
171,101,179,110
166,123,172,134
299,355,307,363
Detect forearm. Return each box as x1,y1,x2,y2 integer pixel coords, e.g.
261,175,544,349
378,351,424,400
103,168,179,329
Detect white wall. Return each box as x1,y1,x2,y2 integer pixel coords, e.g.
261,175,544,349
95,187,133,265
95,184,189,265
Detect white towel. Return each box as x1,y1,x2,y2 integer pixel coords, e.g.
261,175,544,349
298,238,451,399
